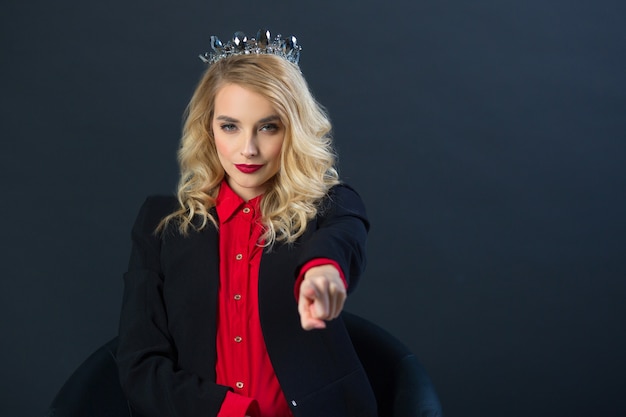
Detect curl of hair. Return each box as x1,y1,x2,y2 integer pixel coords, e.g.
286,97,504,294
158,54,339,246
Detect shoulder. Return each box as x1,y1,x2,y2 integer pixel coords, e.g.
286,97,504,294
141,195,179,214
330,183,364,201
132,195,179,236
328,183,360,198
323,183,367,215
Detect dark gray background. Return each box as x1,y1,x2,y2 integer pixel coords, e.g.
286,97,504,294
2,0,625,416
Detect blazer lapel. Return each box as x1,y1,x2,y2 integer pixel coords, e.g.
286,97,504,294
161,221,221,378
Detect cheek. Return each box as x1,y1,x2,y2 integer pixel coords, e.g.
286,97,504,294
213,135,230,159
269,138,285,160
267,145,283,168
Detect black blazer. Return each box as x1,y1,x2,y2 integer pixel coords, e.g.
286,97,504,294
116,184,378,417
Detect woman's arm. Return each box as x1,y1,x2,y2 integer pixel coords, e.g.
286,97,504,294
295,184,369,330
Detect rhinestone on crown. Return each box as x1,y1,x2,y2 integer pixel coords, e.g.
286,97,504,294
199,29,301,66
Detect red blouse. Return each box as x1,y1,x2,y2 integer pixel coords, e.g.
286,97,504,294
214,181,344,417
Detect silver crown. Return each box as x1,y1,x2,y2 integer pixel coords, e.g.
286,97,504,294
199,29,301,65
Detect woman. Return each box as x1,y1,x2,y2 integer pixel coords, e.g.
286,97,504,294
116,30,378,417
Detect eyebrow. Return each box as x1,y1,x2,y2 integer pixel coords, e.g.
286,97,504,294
215,115,281,124
215,115,238,123
258,115,281,124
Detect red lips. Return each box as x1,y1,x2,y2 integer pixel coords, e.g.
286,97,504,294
235,164,263,173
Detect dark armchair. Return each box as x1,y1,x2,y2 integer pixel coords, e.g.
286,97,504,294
47,312,442,417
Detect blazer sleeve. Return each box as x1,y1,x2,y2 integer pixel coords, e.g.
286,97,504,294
116,196,230,417
295,184,370,293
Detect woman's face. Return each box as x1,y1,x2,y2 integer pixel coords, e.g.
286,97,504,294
212,83,285,201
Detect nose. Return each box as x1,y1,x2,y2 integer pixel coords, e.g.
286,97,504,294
241,132,258,159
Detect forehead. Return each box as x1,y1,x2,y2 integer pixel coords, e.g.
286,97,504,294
213,83,276,118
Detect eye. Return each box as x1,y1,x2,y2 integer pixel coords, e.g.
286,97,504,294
220,123,237,132
259,123,280,132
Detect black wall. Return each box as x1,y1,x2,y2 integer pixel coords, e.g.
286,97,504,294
2,0,625,416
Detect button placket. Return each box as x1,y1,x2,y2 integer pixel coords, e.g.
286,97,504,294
221,200,261,400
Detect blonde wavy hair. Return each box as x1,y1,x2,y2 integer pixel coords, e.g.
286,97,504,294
159,53,340,246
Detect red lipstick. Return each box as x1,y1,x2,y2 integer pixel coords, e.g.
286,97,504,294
235,164,263,173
